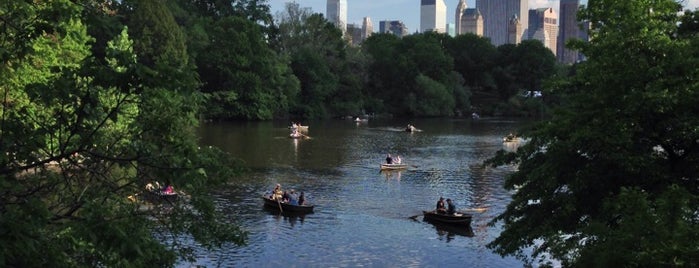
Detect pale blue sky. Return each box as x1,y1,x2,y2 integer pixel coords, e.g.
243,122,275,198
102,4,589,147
270,0,699,32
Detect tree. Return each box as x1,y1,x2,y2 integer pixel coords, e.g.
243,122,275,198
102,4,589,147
487,0,699,266
273,3,360,119
1,1,245,266
446,33,498,107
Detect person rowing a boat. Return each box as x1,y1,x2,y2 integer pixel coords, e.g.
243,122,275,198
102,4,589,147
436,197,446,214
446,199,456,215
271,184,283,200
385,154,393,164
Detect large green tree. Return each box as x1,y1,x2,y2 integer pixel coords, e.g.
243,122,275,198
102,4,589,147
1,1,245,266
487,0,699,266
446,33,498,103
274,2,365,119
169,0,298,120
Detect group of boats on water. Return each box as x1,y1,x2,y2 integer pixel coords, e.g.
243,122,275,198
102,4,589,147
265,121,519,231
135,122,515,232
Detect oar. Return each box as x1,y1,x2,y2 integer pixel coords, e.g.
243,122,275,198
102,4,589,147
409,211,428,221
277,198,283,213
460,207,488,213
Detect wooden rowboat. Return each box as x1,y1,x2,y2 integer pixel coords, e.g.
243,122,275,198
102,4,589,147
289,125,309,132
141,190,178,203
380,163,408,170
289,132,309,139
262,196,314,213
422,210,472,226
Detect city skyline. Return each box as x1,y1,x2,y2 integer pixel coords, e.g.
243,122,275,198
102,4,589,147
270,0,699,33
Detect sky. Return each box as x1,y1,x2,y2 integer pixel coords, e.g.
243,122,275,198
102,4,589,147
269,0,699,33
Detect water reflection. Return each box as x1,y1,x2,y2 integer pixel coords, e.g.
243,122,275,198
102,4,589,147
263,207,308,228
427,220,476,242
380,169,402,180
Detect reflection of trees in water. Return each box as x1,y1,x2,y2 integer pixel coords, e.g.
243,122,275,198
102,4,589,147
467,153,518,245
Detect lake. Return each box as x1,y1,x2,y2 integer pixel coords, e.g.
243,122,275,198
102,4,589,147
180,117,530,267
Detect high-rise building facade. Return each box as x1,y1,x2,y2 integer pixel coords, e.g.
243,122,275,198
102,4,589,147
529,8,558,55
455,0,467,35
347,24,363,46
327,0,347,33
476,0,528,46
460,8,484,36
379,20,409,37
507,14,522,44
362,17,373,41
420,0,447,33
558,0,580,64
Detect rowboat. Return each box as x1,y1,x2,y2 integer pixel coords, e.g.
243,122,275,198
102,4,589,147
354,117,368,122
502,133,518,143
289,132,308,139
422,210,472,226
289,125,309,132
262,196,314,213
141,189,178,203
380,163,408,170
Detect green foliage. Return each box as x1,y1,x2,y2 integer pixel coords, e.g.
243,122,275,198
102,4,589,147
410,74,455,116
1,1,246,266
173,0,298,120
486,0,699,266
446,33,498,96
274,3,364,119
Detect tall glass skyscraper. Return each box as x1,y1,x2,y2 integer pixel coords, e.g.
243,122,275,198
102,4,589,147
558,0,580,64
327,0,347,33
420,0,447,33
476,0,528,46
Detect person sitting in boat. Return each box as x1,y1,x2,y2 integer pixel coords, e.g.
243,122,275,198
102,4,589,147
406,124,413,132
385,154,393,164
288,189,299,205
446,198,456,215
162,185,174,195
272,184,283,200
504,132,516,142
282,190,290,203
298,192,305,205
394,155,402,164
436,197,446,214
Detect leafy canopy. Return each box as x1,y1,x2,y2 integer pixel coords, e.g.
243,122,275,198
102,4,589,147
486,0,699,266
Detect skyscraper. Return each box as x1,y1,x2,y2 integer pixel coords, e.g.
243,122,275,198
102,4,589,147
529,8,558,55
379,20,409,37
327,0,347,33
558,0,580,64
347,24,363,46
420,0,447,33
507,14,522,44
461,8,484,36
455,0,467,35
476,0,528,46
362,17,373,41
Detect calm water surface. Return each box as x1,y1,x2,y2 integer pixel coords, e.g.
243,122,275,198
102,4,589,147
182,117,530,267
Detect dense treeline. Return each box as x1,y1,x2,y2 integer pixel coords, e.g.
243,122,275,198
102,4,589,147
162,0,558,120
